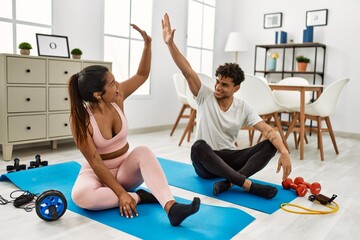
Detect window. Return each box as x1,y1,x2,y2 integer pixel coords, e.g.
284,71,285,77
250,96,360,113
0,0,52,55
187,0,216,77
104,0,153,96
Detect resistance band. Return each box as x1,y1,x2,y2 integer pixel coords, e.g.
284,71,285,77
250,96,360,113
280,194,339,215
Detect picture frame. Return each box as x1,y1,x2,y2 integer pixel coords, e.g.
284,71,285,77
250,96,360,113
36,33,70,58
264,12,282,29
306,9,328,27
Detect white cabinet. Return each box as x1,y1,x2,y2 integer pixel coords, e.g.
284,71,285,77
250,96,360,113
0,54,112,161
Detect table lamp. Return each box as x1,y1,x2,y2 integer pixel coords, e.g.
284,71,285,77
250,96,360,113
224,32,249,63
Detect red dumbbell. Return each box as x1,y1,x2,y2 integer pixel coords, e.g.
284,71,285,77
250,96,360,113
282,178,308,197
294,177,321,194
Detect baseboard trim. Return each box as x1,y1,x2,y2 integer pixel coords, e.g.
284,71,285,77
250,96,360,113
0,124,184,154
334,131,360,140
128,123,186,135
3,126,356,154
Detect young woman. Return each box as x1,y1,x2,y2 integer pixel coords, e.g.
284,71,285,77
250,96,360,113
68,24,200,226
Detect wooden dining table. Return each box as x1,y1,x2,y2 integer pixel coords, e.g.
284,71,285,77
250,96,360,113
268,83,323,160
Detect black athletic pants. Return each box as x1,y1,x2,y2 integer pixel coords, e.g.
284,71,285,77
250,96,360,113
190,139,277,187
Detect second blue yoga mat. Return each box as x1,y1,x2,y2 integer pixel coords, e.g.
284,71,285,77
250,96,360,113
0,161,255,240
158,157,297,214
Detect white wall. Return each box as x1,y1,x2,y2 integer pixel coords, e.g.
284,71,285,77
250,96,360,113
220,0,360,135
52,0,187,131
53,0,104,60
52,0,360,135
124,0,189,129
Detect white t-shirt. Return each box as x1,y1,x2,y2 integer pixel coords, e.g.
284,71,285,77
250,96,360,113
195,83,262,150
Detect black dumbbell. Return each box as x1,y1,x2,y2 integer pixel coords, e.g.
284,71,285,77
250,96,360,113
6,158,26,173
28,154,48,169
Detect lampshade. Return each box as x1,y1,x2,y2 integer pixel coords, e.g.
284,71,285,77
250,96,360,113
224,32,249,52
224,32,249,63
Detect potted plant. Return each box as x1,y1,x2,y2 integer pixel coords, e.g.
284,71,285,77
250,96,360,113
18,42,32,55
296,55,310,72
71,48,83,59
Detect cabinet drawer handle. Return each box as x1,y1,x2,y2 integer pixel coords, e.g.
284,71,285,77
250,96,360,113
64,97,68,101
26,69,31,73
26,126,31,130
64,71,68,74
64,123,68,127
26,98,31,101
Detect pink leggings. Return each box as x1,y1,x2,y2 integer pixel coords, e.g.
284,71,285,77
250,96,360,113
71,146,174,210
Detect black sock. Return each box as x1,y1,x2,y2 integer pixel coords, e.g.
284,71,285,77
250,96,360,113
249,182,278,199
168,197,201,226
135,189,158,204
213,180,231,196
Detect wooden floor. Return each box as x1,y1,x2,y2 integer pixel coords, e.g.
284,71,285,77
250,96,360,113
0,128,359,240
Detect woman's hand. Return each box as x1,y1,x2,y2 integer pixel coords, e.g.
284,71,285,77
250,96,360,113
118,192,138,218
161,13,175,45
130,24,152,45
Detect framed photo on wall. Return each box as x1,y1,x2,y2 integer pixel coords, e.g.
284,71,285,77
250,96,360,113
36,34,70,58
306,9,328,27
264,12,282,29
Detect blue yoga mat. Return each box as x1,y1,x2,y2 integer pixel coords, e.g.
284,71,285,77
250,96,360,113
158,157,297,214
0,161,255,240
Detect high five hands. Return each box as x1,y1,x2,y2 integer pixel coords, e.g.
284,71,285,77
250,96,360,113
161,13,175,45
131,23,152,45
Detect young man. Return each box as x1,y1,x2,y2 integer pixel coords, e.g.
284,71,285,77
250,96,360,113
162,13,291,199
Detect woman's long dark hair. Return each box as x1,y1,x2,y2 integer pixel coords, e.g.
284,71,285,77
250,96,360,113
67,65,108,146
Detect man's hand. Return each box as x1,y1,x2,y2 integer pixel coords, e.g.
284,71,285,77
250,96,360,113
277,152,291,180
161,13,175,44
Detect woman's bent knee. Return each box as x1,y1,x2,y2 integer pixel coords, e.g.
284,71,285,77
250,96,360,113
72,191,88,209
72,189,98,210
131,145,154,158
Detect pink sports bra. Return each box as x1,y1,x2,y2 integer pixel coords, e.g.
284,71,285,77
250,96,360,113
86,103,128,155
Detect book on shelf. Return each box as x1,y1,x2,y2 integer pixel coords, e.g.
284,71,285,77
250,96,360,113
303,26,314,43
275,31,287,44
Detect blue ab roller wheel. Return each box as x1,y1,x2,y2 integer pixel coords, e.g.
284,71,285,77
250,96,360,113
35,190,67,221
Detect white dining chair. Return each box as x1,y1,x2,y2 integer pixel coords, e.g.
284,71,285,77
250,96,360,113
235,74,289,150
178,83,197,146
272,77,312,109
272,77,312,148
286,77,350,160
170,73,192,136
197,72,216,89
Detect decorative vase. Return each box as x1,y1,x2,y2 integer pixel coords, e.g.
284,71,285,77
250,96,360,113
268,58,277,71
297,62,308,72
20,49,30,55
72,54,81,59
